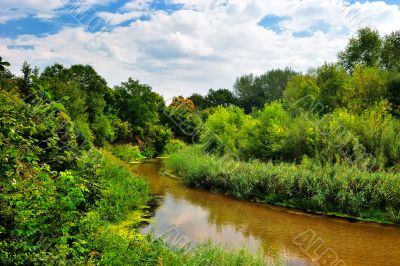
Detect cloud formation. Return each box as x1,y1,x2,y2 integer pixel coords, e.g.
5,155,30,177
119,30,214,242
1,0,400,99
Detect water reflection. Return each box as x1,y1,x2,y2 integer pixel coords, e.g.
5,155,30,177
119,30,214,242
133,160,400,266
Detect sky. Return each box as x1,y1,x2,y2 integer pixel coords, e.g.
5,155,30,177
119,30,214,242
1,0,400,100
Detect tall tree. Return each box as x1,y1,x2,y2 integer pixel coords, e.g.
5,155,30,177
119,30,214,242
315,63,350,113
338,27,382,73
205,88,237,107
283,75,321,114
114,78,164,135
0,57,10,71
188,93,207,110
381,30,400,72
234,68,296,112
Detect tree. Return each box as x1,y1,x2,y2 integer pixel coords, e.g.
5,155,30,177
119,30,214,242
20,62,39,97
245,102,290,160
315,63,350,113
338,27,382,73
205,88,237,107
201,106,248,156
170,96,195,112
0,57,10,71
387,73,400,115
188,93,207,110
283,75,321,114
341,66,388,113
381,30,400,72
114,78,164,135
40,64,114,146
234,68,296,112
162,96,201,143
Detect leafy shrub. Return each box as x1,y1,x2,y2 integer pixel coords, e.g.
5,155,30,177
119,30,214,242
242,102,290,160
201,106,249,156
283,75,320,114
111,145,145,162
163,139,187,155
143,124,173,156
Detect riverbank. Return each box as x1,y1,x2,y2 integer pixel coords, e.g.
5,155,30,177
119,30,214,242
106,146,282,266
163,146,400,225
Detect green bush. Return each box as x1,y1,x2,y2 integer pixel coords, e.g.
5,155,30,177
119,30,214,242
111,145,145,162
163,139,187,155
201,106,249,156
242,102,290,160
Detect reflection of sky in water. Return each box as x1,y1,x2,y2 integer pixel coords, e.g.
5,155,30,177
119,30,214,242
142,193,261,250
136,162,400,266
141,193,308,265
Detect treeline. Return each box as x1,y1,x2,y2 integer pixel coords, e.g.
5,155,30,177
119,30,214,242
163,27,400,224
0,63,272,263
188,28,400,115
167,28,400,171
0,63,176,157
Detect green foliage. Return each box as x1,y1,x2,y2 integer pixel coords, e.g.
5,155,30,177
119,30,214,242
165,147,400,224
98,151,150,222
201,106,249,156
188,93,208,110
338,27,382,72
380,30,400,72
163,139,188,155
114,78,164,135
0,57,10,71
240,102,290,160
205,88,237,108
387,72,400,115
342,65,388,112
315,101,400,169
111,145,146,162
143,124,173,156
314,63,350,113
234,68,297,112
0,88,81,174
283,75,320,114
188,89,237,111
162,97,202,143
40,63,115,146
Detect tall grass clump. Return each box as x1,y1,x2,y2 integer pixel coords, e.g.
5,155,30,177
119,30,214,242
97,150,150,222
164,147,400,224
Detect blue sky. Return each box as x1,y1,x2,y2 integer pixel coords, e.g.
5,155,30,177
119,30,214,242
1,0,399,98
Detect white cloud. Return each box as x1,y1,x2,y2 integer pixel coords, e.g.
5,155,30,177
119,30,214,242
0,0,116,23
2,0,400,100
97,0,154,26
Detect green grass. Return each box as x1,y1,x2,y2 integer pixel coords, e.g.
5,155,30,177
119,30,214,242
163,146,400,225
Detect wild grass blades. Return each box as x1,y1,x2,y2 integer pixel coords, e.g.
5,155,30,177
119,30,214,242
164,146,400,225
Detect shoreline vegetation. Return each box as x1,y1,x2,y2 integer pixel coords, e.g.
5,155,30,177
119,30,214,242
107,147,282,266
2,26,400,264
163,146,400,226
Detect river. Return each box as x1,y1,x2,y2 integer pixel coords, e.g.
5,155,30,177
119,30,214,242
132,160,400,266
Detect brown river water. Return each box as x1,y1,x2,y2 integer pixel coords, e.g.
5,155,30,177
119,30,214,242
132,160,400,266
